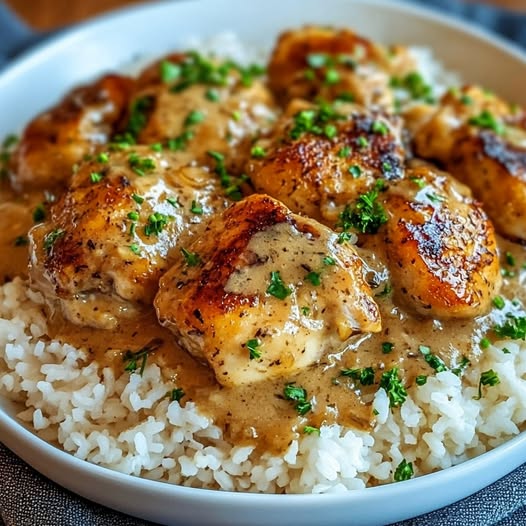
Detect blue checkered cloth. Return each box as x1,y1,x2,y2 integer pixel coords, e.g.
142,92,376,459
1,0,526,524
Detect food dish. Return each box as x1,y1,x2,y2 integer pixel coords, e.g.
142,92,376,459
1,1,526,526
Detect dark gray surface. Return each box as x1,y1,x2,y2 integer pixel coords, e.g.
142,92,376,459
1,0,526,525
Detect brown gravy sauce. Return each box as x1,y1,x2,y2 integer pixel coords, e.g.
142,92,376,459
1,190,526,454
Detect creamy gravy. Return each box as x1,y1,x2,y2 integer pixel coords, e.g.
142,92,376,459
2,192,525,453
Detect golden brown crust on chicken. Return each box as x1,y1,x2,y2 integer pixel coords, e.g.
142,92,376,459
155,194,381,386
268,26,416,108
28,146,228,329
11,74,133,191
246,100,405,224
382,163,501,318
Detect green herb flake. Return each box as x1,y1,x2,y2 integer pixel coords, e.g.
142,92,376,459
246,338,262,360
335,92,355,103
452,356,471,376
468,110,505,135
382,342,394,354
181,247,201,267
349,164,362,178
90,171,103,184
474,369,500,400
419,345,447,373
127,211,139,221
394,459,414,482
338,146,351,158
480,337,491,350
409,176,426,189
266,271,292,300
324,68,340,85
123,338,163,376
505,252,516,266
96,152,109,163
130,243,140,255
144,212,170,237
301,306,311,316
323,256,336,266
460,94,473,105
169,388,185,402
190,200,203,215
341,367,375,386
494,315,526,340
184,110,206,127
305,271,321,286
371,120,389,135
303,425,320,435
379,367,407,407
33,203,46,223
415,375,427,386
160,60,182,83
357,136,369,149
289,102,345,141
166,196,180,208
128,152,156,176
132,193,144,205
205,88,220,102
43,229,65,255
283,383,312,416
493,296,505,310
337,188,388,235
150,143,163,152
250,145,267,158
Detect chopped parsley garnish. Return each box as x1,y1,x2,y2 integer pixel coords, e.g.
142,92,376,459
356,136,369,149
144,212,170,236
335,92,355,103
184,110,205,127
289,102,345,140
492,296,505,310
452,356,471,376
460,94,473,105
468,110,505,135
505,252,516,266
150,143,163,152
337,188,388,236
127,211,139,221
303,425,320,435
207,150,245,201
382,342,394,354
160,60,182,83
250,145,267,158
301,306,311,316
394,459,414,482
123,338,163,376
323,256,336,266
348,165,362,178
181,247,201,267
379,367,407,407
305,271,321,286
338,146,351,158
130,243,140,255
14,235,28,247
494,315,526,340
96,152,109,163
90,171,103,184
376,283,392,297
266,271,292,300
132,193,144,205
415,375,427,386
425,192,446,204
0,134,18,179
480,337,491,349
283,383,312,416
409,176,426,189
341,367,375,386
167,130,194,152
246,338,262,360
32,203,46,223
116,96,154,144
169,388,185,402
391,72,434,103
128,153,156,176
371,120,389,135
205,88,220,102
419,345,447,373
324,68,340,85
43,229,65,254
473,369,500,400
190,200,203,215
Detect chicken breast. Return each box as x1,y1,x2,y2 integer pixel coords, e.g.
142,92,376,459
120,52,278,173
381,162,501,318
246,99,405,225
28,146,228,329
155,194,381,387
11,74,133,191
268,26,416,109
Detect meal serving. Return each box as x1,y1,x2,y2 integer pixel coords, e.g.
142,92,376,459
1,26,526,493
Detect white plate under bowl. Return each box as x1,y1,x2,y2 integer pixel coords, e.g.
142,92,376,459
1,1,526,525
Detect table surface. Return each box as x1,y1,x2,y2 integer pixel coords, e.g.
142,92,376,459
4,0,526,30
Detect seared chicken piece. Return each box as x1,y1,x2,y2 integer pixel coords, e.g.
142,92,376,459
11,74,133,191
246,99,405,225
449,130,526,241
411,85,526,240
381,162,501,318
121,52,277,173
155,194,381,387
268,26,416,108
29,146,228,329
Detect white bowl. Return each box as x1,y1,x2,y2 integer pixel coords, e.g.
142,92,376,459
1,1,526,525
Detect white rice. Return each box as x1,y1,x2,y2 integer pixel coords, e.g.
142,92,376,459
1,277,525,493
